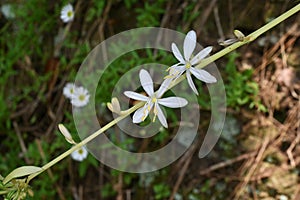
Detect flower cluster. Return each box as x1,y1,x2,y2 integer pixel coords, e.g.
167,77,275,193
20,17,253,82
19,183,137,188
122,30,217,127
124,70,188,128
63,83,90,107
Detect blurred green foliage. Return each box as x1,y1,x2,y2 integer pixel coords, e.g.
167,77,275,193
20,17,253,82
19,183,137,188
224,52,267,112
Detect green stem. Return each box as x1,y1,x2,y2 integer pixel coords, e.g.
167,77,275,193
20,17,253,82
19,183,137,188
27,102,143,182
26,3,300,183
195,3,300,69
170,3,299,88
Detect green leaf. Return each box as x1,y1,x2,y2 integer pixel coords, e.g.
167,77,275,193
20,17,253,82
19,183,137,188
3,166,42,185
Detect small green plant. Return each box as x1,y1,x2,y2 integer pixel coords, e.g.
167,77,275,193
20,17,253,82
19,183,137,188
224,52,267,112
153,183,171,200
136,0,166,27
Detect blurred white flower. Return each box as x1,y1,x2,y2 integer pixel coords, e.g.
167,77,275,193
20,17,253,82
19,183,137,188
278,195,288,200
71,86,90,107
71,146,88,161
63,83,77,99
124,69,188,128
1,4,15,19
167,30,217,95
60,4,74,23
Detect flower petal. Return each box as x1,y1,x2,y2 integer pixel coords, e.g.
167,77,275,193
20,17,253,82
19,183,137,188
158,97,188,108
71,146,88,162
124,91,148,101
186,70,199,95
190,68,217,83
156,78,172,98
190,46,213,65
171,43,185,64
139,69,154,96
156,104,168,128
183,30,197,61
169,65,186,76
132,107,148,123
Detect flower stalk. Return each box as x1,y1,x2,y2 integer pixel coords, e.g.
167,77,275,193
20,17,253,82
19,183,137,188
170,3,300,88
196,3,300,70
26,102,144,183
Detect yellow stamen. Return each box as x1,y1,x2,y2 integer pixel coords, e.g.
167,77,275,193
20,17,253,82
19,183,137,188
141,108,148,121
67,11,73,17
185,62,191,69
165,68,181,79
78,149,83,154
164,75,173,79
79,95,85,101
153,115,157,122
152,105,158,122
152,97,157,103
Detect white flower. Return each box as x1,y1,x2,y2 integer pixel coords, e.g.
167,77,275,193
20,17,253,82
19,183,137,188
63,82,77,99
71,146,88,161
71,86,90,107
124,69,188,128
168,30,217,95
1,4,15,19
60,4,74,23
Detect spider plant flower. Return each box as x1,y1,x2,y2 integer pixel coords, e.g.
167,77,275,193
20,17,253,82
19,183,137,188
167,30,217,95
60,4,74,23
124,69,188,128
71,86,90,107
71,146,88,162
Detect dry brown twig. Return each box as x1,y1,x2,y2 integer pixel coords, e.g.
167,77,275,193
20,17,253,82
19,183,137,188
232,138,269,200
199,152,257,176
169,138,201,200
13,121,30,164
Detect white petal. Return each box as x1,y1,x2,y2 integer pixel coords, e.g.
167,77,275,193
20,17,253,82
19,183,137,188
124,91,148,101
158,97,188,108
71,87,90,107
183,30,197,61
139,69,154,96
63,82,76,99
156,78,172,98
71,146,88,162
60,4,74,23
169,65,186,75
133,107,148,123
186,70,199,95
190,68,217,83
190,46,213,65
171,43,185,64
156,104,168,128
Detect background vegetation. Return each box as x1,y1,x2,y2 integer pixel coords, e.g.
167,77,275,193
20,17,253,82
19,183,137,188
0,0,299,199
